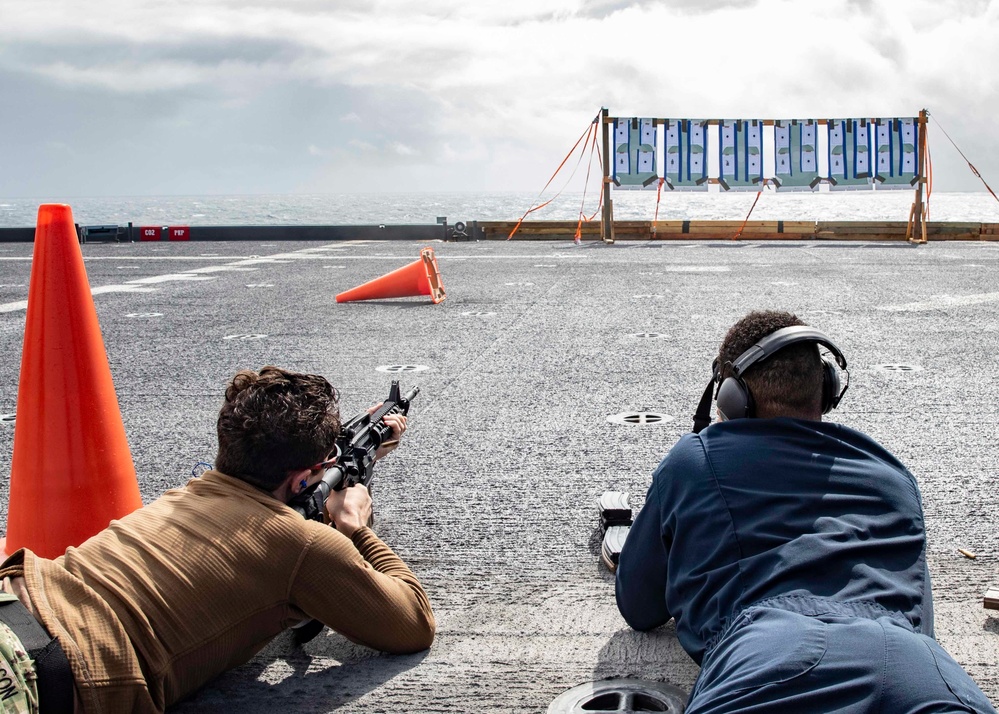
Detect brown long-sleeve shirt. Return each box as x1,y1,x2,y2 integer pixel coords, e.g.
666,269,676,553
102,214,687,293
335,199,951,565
0,470,435,713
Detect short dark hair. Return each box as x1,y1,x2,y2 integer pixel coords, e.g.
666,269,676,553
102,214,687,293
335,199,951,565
717,310,823,420
215,366,341,489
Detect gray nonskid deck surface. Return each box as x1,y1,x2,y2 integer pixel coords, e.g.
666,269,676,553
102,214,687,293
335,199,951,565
0,239,997,712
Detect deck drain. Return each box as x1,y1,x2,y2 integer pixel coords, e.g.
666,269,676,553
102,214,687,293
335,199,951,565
126,312,163,318
548,678,687,713
607,411,674,425
877,364,922,372
376,364,429,373
461,311,497,317
245,283,275,288
0,413,15,424
535,264,556,268
632,294,668,300
223,334,268,341
505,282,535,287
628,332,667,339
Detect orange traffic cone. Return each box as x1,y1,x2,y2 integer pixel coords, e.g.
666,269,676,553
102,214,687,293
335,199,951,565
1,204,142,560
336,247,446,304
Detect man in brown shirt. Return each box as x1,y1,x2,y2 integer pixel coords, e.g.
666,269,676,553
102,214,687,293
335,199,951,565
0,366,435,712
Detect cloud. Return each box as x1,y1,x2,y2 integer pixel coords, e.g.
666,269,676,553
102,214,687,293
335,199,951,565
0,0,997,195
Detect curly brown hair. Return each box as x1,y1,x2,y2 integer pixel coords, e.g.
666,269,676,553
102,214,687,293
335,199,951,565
717,310,823,420
214,366,341,489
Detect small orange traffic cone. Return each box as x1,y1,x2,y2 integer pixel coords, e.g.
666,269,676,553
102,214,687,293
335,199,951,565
336,247,446,304
1,204,143,560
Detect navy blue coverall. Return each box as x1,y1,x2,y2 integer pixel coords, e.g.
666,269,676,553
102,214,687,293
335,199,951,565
616,417,996,713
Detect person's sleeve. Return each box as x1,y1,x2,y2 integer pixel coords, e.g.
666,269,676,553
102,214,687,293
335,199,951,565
905,468,936,638
292,525,435,653
920,557,935,637
615,469,672,631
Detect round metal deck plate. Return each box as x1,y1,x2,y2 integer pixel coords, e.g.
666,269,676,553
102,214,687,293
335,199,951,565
607,411,674,425
126,312,163,318
876,364,922,372
375,364,429,373
0,413,15,424
547,678,687,713
628,332,667,339
223,334,267,340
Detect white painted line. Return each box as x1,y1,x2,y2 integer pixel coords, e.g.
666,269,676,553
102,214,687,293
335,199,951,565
186,266,258,274
879,292,999,312
0,284,158,312
94,256,251,261
229,258,292,266
92,285,158,295
0,244,324,315
664,266,730,272
126,274,215,285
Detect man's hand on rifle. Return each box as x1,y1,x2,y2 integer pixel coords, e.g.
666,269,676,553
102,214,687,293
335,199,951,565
326,485,373,538
369,404,407,461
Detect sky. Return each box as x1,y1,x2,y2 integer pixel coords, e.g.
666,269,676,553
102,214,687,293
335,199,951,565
1,0,998,197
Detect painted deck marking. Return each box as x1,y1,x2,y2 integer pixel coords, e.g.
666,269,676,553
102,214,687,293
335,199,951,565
879,293,999,312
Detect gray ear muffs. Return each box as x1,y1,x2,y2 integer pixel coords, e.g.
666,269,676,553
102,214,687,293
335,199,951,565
820,356,842,414
712,326,849,423
716,371,754,421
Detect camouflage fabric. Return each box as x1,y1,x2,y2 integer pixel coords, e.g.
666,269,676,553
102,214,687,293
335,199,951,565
0,593,39,714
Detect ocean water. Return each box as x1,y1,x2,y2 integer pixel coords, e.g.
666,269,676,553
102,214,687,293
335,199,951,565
1,191,998,228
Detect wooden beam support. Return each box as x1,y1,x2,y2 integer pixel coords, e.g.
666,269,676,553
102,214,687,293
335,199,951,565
600,108,615,244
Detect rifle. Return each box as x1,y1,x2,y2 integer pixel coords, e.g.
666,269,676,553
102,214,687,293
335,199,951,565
289,379,419,523
289,380,418,644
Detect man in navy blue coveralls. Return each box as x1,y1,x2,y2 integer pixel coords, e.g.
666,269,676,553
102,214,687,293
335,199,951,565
616,310,995,713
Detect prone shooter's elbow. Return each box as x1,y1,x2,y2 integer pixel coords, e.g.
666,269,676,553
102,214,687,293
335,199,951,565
386,611,436,654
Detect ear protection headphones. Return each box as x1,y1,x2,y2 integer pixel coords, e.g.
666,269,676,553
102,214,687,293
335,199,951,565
693,325,849,433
